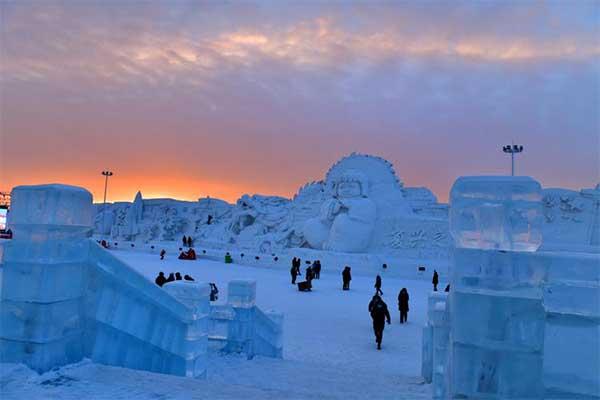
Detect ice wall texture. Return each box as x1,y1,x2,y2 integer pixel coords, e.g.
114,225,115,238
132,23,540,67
542,251,600,398
450,176,543,252
0,184,93,372
449,176,546,399
0,184,210,377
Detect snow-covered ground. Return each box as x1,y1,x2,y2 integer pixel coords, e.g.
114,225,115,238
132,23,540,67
1,248,434,399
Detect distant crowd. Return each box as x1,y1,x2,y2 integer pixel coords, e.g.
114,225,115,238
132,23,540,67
140,234,449,352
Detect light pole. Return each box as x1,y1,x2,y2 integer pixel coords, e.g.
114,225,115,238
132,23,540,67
502,144,523,176
101,170,113,238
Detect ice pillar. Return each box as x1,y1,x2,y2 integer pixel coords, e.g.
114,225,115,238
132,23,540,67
164,282,210,378
226,280,257,358
448,176,546,399
0,184,93,372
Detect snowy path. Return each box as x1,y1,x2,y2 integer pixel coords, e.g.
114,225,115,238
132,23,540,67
0,249,433,399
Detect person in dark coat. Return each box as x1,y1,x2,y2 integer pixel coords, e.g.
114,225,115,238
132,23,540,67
398,288,409,323
187,236,193,247
155,272,167,287
368,295,391,350
182,235,188,247
207,215,213,225
305,266,314,282
291,263,299,284
444,284,450,292
184,274,194,281
175,272,183,280
160,249,166,260
374,274,383,296
209,283,219,301
342,266,352,290
432,270,439,291
313,260,321,279
165,273,175,284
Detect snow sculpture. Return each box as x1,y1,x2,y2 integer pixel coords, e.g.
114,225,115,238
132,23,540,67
304,170,376,252
0,184,93,372
124,191,144,239
449,176,546,399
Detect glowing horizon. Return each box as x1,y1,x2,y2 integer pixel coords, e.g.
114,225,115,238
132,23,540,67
1,2,598,204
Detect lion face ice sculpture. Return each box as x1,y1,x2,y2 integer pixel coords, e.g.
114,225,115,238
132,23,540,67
303,170,376,253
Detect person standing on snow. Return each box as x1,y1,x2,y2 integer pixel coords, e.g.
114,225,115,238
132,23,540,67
291,263,299,284
374,274,383,296
342,266,352,290
432,270,439,291
398,288,409,324
368,294,391,350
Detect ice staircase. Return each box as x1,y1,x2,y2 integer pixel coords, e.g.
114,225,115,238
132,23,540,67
0,184,283,377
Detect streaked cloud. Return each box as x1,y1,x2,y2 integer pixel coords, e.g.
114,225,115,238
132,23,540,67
1,1,598,202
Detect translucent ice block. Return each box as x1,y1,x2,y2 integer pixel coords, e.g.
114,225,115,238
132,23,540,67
9,184,93,240
450,176,543,252
228,280,257,308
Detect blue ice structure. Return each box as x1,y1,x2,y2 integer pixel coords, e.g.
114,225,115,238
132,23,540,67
421,176,600,399
0,184,283,376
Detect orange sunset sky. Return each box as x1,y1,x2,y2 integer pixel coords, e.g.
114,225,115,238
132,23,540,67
1,2,598,204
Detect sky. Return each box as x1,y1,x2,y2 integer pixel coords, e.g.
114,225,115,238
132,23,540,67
1,1,598,204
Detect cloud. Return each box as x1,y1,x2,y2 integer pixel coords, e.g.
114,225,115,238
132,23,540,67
0,1,598,202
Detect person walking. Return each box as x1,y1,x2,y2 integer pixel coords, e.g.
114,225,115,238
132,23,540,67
368,295,391,350
342,266,352,290
182,235,188,247
432,270,439,291
398,288,409,323
160,249,166,260
374,274,383,296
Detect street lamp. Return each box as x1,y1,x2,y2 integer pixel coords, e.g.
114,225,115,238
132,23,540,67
101,170,114,238
502,144,523,176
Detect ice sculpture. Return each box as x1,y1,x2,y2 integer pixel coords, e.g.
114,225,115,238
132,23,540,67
421,292,450,399
303,170,377,252
450,176,543,252
1,184,284,377
449,176,546,399
0,184,93,372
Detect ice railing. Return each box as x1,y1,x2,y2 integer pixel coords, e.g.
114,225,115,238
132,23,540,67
87,242,209,378
207,280,284,360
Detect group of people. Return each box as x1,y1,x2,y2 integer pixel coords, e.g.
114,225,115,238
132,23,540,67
155,271,195,287
292,257,323,292
181,235,194,247
178,248,197,260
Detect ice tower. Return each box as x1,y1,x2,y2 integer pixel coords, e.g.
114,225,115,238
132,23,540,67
0,184,93,371
448,176,546,399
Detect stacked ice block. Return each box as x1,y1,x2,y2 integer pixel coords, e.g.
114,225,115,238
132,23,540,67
0,184,93,372
449,176,546,399
226,280,257,357
542,251,600,397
